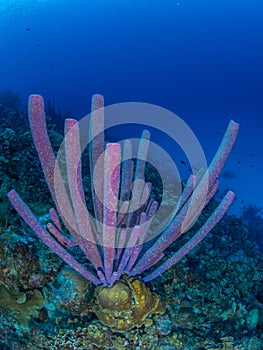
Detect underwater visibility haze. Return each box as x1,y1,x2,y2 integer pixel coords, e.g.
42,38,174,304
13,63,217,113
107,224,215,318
0,0,262,349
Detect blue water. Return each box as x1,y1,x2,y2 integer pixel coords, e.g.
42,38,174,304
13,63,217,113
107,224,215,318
0,0,262,212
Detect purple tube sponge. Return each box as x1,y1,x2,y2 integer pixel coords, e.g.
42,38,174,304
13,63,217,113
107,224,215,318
7,94,239,286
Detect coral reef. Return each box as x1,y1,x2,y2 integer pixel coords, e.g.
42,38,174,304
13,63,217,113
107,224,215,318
0,286,44,331
0,230,46,292
93,275,165,332
241,204,263,252
52,267,94,315
0,91,262,349
1,179,263,349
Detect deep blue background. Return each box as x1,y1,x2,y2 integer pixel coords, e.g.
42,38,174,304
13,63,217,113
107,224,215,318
0,0,262,212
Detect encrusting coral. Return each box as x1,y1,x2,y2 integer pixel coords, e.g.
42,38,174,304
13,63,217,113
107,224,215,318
0,286,44,331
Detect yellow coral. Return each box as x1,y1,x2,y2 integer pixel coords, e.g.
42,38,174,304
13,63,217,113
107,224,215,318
93,275,165,332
